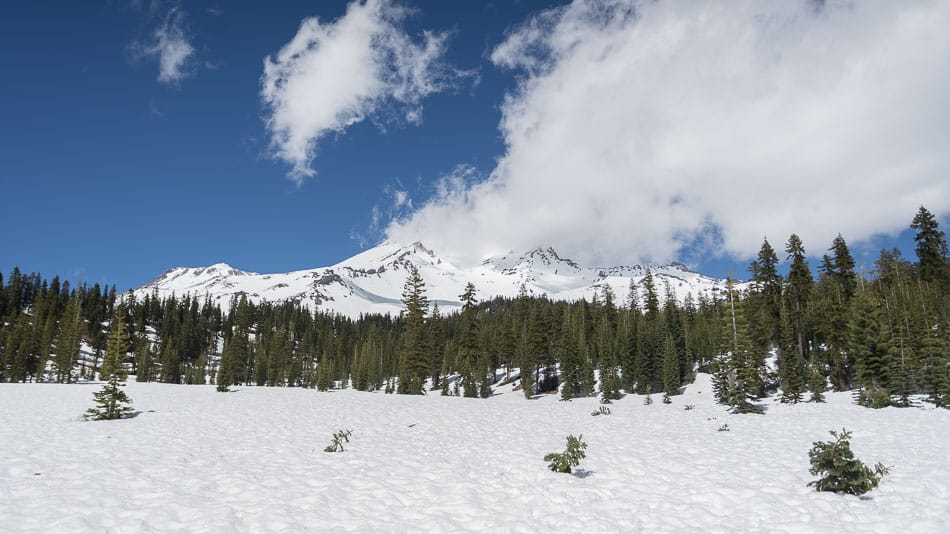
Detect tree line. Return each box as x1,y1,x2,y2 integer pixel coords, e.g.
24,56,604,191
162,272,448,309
1,206,947,409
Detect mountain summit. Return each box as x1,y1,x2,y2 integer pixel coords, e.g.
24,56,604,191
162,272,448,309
136,242,731,317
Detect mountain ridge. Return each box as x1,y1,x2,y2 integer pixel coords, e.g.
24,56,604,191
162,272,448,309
134,241,735,318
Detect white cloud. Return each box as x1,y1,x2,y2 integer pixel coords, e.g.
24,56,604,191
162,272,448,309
132,7,195,84
387,0,950,267
261,0,459,185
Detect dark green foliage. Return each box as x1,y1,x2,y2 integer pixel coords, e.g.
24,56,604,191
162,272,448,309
808,429,889,495
457,282,491,398
54,291,84,384
780,234,811,403
85,308,133,421
747,238,783,355
0,206,946,413
849,291,892,408
544,434,588,473
714,279,764,414
662,335,680,396
216,335,234,392
398,266,429,395
324,429,353,453
911,206,950,286
808,350,827,403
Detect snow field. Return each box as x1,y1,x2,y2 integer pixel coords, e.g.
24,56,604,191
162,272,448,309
1,375,948,533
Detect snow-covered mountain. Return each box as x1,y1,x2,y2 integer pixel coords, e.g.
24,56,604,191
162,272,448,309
135,242,733,317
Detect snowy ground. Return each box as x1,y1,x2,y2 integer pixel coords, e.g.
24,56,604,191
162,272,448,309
1,376,948,533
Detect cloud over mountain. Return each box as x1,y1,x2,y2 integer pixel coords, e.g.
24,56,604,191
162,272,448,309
387,0,950,266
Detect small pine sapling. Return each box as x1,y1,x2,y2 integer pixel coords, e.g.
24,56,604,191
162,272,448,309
684,404,695,411
717,424,730,432
590,406,611,416
643,385,653,405
324,429,353,453
808,428,889,495
544,434,588,473
85,308,134,421
662,392,672,404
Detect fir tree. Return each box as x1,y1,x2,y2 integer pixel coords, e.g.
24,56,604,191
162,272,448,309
217,336,233,392
783,233,812,400
53,291,83,384
849,291,892,408
747,238,783,354
715,279,763,414
458,282,483,397
544,434,588,474
661,335,680,397
808,350,827,402
428,303,445,391
133,331,156,383
808,428,889,495
558,313,579,401
910,206,950,286
85,307,134,420
778,298,804,403
398,265,429,395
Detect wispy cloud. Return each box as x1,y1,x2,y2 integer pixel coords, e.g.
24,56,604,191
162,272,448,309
260,0,467,185
387,0,950,267
131,6,195,85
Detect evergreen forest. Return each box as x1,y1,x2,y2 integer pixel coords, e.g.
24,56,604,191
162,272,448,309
2,206,948,410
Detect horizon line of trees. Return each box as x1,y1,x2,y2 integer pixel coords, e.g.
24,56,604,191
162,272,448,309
1,206,947,410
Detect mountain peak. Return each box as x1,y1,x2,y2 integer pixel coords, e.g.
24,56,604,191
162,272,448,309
135,241,733,318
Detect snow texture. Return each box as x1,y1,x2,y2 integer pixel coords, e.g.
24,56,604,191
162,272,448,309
134,241,732,318
1,374,948,532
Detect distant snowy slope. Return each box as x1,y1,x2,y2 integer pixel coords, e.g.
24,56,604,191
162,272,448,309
134,242,734,317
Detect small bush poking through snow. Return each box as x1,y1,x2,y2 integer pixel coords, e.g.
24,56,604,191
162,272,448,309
591,406,611,416
808,428,889,495
324,429,353,453
718,424,730,432
544,434,588,473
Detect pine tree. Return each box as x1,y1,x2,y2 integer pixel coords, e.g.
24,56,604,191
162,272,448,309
53,291,83,383
783,233,812,400
849,290,892,408
458,282,483,397
544,434,588,474
808,350,827,402
747,238,783,355
428,303,445,391
808,428,889,495
217,336,233,392
910,206,950,286
661,335,680,397
778,298,804,403
133,331,156,383
85,307,134,420
715,279,763,414
814,236,858,391
558,313,579,401
398,265,429,395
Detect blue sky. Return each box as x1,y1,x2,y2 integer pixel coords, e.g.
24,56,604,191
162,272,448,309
1,1,947,291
